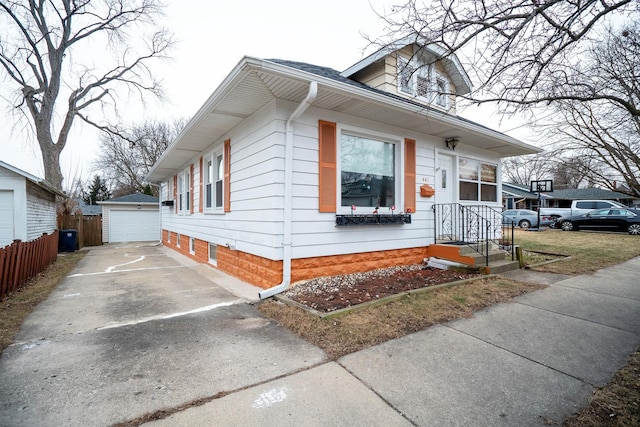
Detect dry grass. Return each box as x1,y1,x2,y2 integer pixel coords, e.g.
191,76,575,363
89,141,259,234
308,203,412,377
515,228,640,274
564,350,640,426
258,277,545,359
0,251,86,355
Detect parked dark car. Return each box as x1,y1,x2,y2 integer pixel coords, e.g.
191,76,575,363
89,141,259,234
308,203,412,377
555,208,640,235
502,209,554,229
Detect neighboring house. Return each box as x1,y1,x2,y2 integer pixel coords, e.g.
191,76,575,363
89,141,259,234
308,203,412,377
542,188,638,208
146,37,538,295
502,182,552,210
73,199,103,216
0,160,63,248
97,194,159,243
502,184,639,210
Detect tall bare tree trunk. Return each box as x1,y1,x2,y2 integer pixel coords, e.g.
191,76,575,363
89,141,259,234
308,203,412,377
38,132,64,191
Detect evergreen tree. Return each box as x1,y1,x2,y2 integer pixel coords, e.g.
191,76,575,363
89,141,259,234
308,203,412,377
83,176,111,205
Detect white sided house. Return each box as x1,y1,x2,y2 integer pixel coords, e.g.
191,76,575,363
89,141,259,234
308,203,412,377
147,38,538,296
0,160,62,248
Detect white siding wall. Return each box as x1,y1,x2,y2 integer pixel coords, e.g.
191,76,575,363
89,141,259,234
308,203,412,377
0,168,28,242
287,105,438,259
161,98,503,262
162,99,285,260
26,183,57,240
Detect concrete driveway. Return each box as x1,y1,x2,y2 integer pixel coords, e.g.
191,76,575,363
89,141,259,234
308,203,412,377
0,243,327,426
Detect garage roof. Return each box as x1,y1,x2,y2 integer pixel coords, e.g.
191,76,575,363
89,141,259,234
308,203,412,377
98,193,159,205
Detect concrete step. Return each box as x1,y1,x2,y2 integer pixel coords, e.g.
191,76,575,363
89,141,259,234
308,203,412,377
427,243,520,274
430,243,509,264
484,259,520,274
462,250,508,264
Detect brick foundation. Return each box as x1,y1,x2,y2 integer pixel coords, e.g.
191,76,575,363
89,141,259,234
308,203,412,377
162,229,431,290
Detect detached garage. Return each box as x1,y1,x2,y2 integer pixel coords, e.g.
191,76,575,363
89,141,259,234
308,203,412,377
0,160,62,248
98,194,160,243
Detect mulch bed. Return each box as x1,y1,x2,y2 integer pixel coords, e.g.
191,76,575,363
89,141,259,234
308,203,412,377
282,265,479,313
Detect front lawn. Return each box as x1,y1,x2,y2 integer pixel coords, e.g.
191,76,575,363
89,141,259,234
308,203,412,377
516,228,640,274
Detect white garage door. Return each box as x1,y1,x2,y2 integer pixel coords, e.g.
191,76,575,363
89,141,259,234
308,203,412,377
0,190,14,248
109,210,160,242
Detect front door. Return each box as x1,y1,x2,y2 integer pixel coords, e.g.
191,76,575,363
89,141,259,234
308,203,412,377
435,154,457,240
436,154,455,205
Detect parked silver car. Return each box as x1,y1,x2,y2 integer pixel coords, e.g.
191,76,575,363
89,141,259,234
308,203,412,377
502,209,553,229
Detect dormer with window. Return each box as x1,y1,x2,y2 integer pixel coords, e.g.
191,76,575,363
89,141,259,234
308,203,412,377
342,37,471,114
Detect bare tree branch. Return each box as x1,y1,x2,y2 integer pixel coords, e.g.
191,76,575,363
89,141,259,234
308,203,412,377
93,119,186,196
0,0,173,189
373,0,637,115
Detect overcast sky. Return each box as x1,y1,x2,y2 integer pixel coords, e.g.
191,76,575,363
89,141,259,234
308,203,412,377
0,0,532,186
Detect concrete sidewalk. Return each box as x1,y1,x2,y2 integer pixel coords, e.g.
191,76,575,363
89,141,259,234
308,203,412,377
148,257,640,427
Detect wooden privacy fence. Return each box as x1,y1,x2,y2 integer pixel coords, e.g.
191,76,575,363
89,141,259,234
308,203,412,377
57,213,102,249
1,231,58,300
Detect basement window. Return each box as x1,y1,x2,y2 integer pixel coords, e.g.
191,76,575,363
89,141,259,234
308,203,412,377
208,243,217,265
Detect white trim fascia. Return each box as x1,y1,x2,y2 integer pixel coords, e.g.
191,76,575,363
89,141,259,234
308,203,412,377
255,59,534,153
0,160,64,197
147,56,536,182
145,57,257,182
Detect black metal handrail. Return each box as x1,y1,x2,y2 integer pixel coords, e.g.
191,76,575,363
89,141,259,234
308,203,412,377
432,203,515,266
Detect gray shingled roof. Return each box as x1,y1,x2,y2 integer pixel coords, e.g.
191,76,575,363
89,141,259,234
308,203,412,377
548,188,635,201
75,200,103,216
102,193,159,204
502,182,537,198
266,59,509,136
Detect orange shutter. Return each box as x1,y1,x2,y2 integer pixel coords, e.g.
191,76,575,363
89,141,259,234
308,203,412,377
318,120,337,212
404,138,416,213
224,139,231,212
190,164,194,214
173,175,178,214
199,156,203,213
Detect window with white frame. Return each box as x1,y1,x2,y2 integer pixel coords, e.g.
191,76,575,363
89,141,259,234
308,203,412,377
397,56,414,94
459,158,498,202
162,181,169,202
215,154,223,208
204,157,213,209
204,152,224,211
189,237,195,255
435,76,449,108
176,233,181,247
177,173,184,211
340,132,397,209
208,243,217,265
185,169,190,212
178,168,190,214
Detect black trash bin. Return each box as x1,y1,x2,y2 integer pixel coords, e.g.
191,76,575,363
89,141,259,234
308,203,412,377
59,229,77,252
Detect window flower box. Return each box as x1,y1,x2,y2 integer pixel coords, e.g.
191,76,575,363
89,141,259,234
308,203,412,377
335,214,412,226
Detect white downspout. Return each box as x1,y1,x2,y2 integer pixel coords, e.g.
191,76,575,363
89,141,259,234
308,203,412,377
259,81,318,299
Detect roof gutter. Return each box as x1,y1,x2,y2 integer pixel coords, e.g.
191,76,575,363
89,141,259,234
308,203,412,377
259,80,318,299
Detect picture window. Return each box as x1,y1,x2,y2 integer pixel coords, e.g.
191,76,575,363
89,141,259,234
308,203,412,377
340,132,397,209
